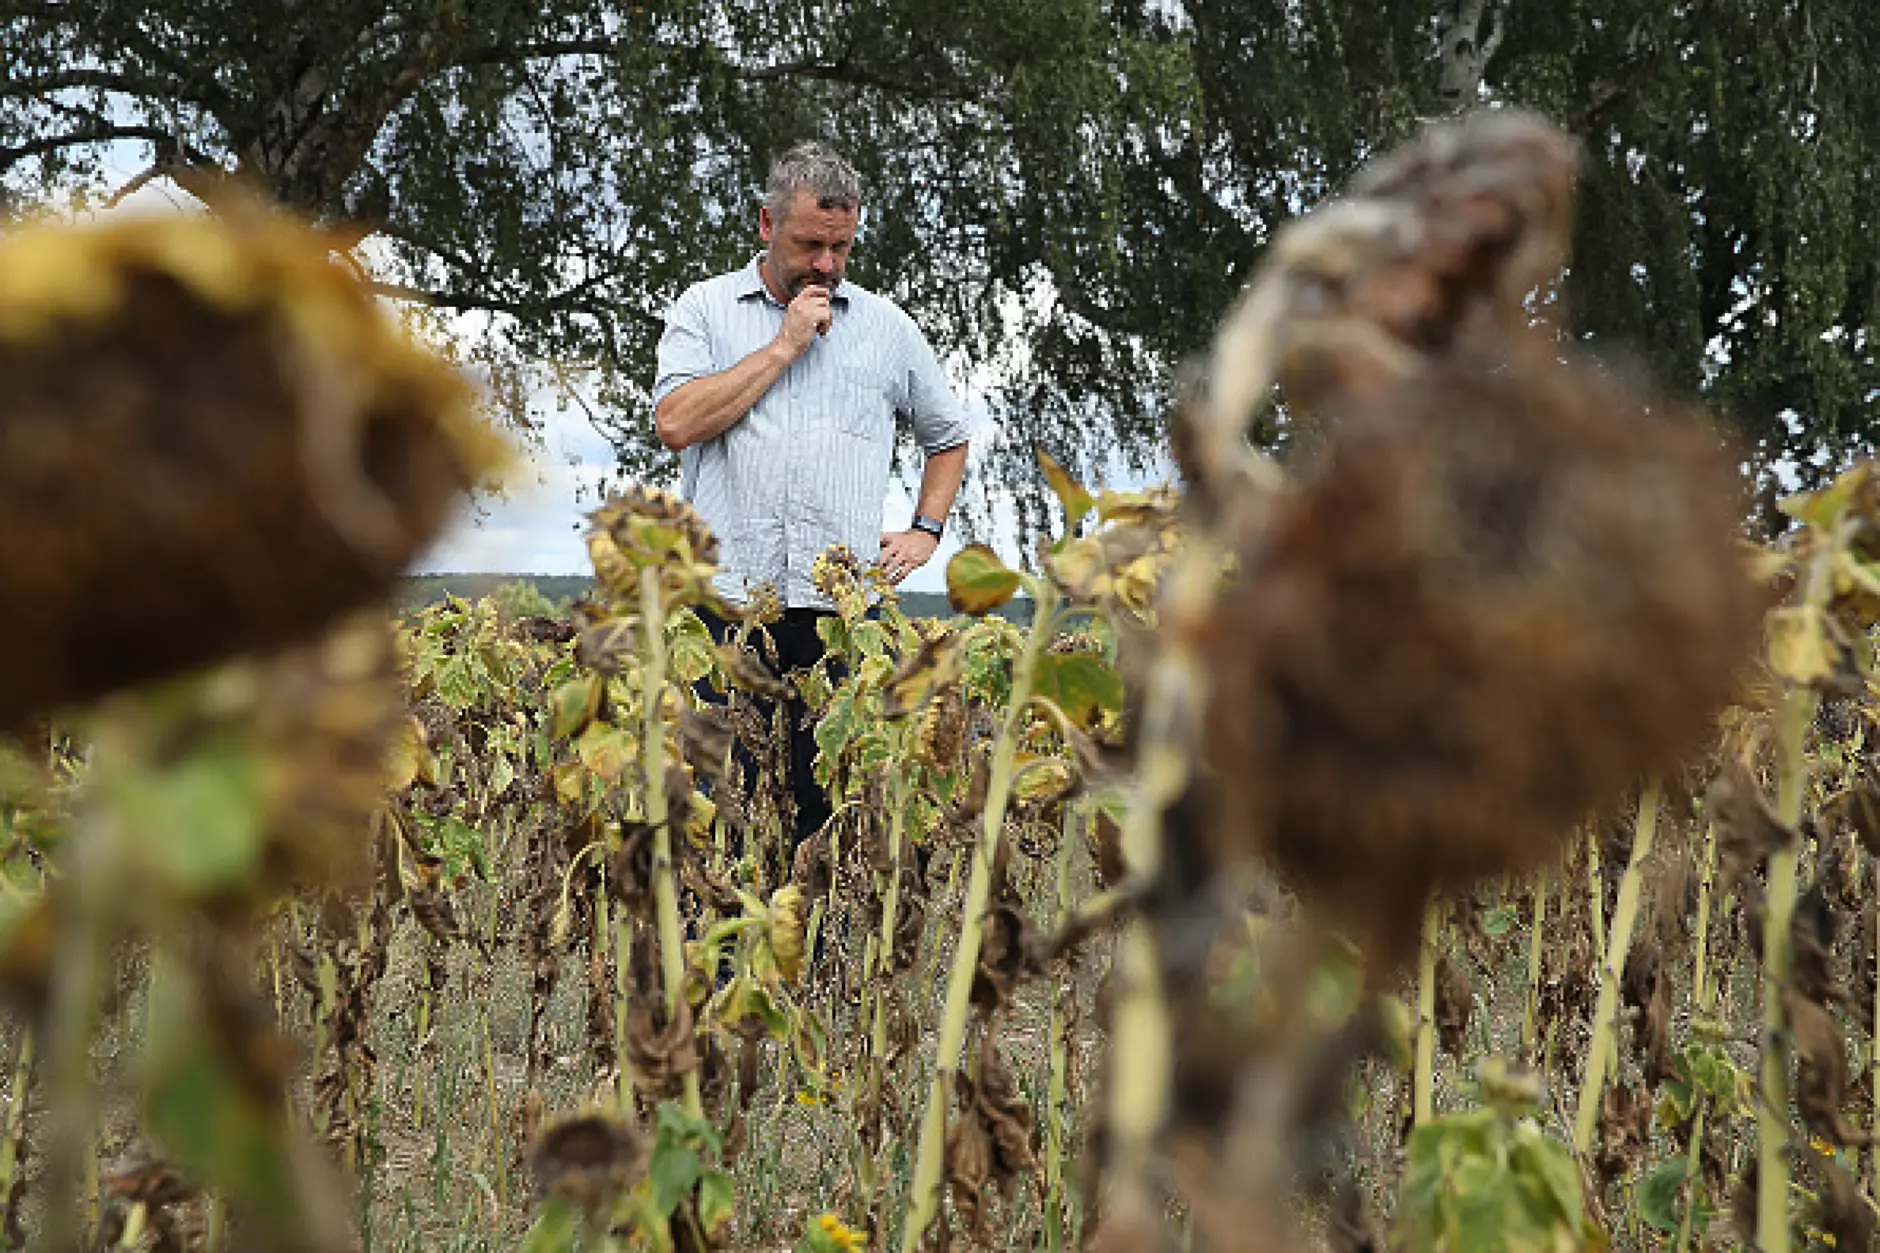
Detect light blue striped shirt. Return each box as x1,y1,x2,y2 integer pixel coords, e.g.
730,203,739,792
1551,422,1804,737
653,255,972,608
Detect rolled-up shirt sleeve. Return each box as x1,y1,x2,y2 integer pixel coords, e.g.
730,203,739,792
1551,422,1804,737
653,284,714,406
902,320,972,454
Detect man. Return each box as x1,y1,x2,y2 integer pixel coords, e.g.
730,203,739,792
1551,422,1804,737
652,141,971,858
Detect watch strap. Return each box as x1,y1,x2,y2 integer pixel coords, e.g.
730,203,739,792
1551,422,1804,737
911,513,946,539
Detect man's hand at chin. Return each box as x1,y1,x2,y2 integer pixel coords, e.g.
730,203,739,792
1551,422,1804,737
878,529,940,584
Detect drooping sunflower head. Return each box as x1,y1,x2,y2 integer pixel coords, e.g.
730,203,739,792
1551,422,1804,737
811,543,869,619
527,1110,646,1212
0,207,503,731
585,485,720,602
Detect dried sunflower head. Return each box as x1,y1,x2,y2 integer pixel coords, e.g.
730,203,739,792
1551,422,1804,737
917,684,970,774
1201,343,1761,964
1188,111,1760,966
743,580,785,627
1050,630,1104,656
586,486,720,604
0,210,500,732
811,543,870,620
527,1110,646,1213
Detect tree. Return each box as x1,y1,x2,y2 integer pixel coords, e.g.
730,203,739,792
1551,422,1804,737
5,1,1874,535
982,0,1879,531
0,0,1143,505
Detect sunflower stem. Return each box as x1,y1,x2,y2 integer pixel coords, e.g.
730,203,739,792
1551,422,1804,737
640,565,701,1120
1414,895,1442,1125
41,803,116,1253
1585,827,1607,957
0,1029,34,1244
1521,871,1548,1063
1692,822,1718,1013
1573,779,1660,1154
861,773,909,1200
900,588,1058,1252
1759,685,1817,1253
1044,798,1084,1253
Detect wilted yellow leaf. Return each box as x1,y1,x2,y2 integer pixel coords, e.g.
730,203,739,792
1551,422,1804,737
1766,606,1843,686
1036,445,1095,534
946,543,1021,615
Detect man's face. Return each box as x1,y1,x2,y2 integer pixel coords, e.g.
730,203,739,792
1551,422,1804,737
759,191,859,297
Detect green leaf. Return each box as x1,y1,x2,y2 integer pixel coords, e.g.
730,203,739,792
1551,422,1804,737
655,1100,724,1155
420,814,490,882
109,737,265,895
1305,951,1363,1028
1036,445,1095,534
1479,902,1521,937
646,1141,701,1218
813,687,861,772
851,620,889,659
666,610,717,684
816,615,851,656
1636,1157,1691,1233
1031,651,1124,727
435,654,481,710
519,1202,581,1253
548,675,602,740
1779,462,1871,531
141,963,309,1237
487,750,517,799
698,1170,735,1234
946,543,1021,615
1377,994,1416,1073
1509,1121,1585,1237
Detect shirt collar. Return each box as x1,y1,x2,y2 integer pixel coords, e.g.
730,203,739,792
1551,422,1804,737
737,253,851,305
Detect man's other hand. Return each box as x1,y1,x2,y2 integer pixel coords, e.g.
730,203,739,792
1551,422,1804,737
878,529,940,584
777,285,833,357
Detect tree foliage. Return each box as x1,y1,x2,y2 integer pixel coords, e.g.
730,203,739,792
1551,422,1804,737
4,0,1874,532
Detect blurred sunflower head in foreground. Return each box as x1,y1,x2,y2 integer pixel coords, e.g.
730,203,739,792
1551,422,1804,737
0,204,504,732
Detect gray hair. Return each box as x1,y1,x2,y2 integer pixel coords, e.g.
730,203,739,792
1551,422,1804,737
765,142,863,222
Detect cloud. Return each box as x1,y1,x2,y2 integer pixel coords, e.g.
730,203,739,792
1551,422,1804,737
410,412,609,575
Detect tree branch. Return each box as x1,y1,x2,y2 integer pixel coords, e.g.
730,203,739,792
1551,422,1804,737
448,38,980,103
101,147,229,208
734,55,979,102
450,37,630,70
0,67,202,102
0,124,170,173
367,277,660,331
1573,47,1669,133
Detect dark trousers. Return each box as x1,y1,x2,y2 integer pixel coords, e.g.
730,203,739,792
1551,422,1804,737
691,605,843,871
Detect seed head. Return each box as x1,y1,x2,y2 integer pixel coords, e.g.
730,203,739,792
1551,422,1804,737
527,1111,646,1212
0,211,496,731
918,685,970,773
1200,344,1761,962
585,485,719,601
811,543,869,618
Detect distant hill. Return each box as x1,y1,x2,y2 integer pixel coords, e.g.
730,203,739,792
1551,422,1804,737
397,575,1033,623
397,573,596,611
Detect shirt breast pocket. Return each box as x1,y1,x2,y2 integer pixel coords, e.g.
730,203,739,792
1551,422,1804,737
834,362,895,440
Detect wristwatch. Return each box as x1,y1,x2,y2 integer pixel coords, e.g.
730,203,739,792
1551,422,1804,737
911,513,946,540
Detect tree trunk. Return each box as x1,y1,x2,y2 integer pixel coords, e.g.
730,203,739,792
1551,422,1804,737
1436,0,1505,107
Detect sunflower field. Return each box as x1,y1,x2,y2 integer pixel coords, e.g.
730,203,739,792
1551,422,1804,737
2,110,1880,1253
